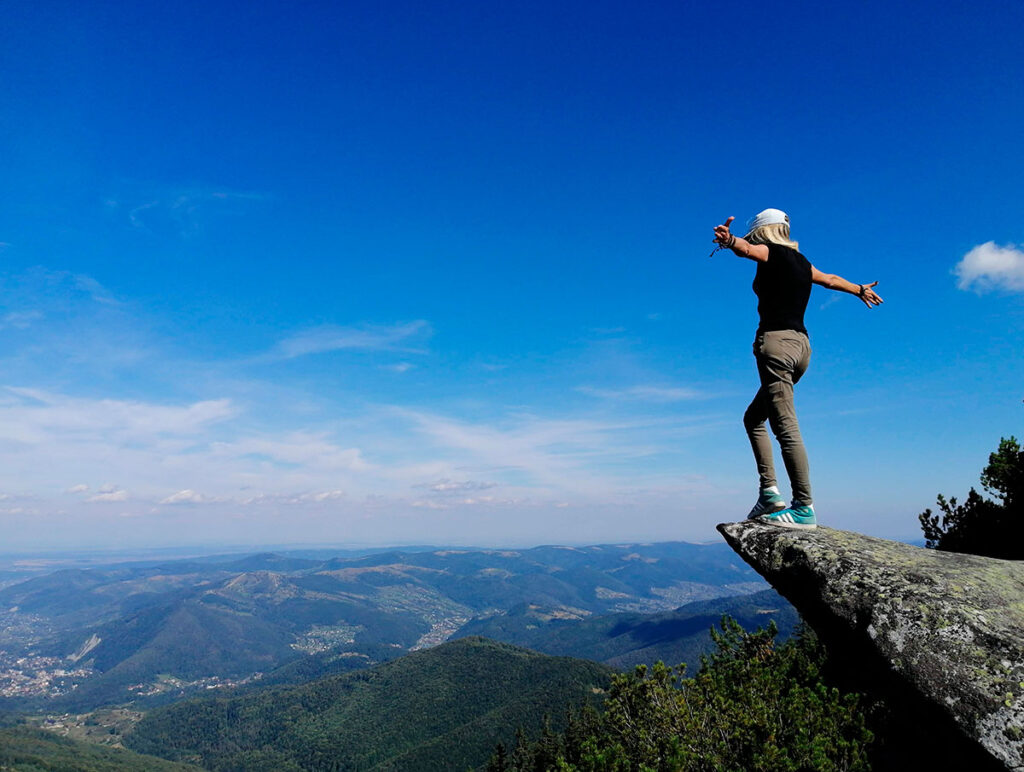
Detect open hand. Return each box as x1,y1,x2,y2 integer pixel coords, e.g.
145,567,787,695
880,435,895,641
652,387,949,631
859,281,883,308
713,216,734,246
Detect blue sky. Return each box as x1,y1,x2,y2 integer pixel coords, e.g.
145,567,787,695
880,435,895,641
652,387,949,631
0,0,1021,550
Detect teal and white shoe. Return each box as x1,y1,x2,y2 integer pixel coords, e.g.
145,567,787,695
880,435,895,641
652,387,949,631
757,502,816,530
746,487,787,520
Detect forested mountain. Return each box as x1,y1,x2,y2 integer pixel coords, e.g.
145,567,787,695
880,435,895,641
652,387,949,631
124,637,613,771
251,641,408,689
0,541,761,711
0,724,202,771
454,588,798,669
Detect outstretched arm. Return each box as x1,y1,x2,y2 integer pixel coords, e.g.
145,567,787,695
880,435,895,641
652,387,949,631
811,266,884,308
713,216,769,262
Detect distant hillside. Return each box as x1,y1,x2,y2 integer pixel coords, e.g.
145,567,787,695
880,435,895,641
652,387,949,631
125,637,613,771
454,589,798,670
0,725,201,771
0,541,761,711
251,640,408,689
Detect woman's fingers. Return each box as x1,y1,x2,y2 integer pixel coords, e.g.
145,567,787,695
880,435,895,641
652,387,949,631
712,216,734,245
860,282,883,307
858,287,879,307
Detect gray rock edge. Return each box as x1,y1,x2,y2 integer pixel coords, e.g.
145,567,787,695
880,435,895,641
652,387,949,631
718,521,1024,770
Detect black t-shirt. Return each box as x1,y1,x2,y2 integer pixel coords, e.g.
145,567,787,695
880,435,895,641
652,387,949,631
753,243,812,334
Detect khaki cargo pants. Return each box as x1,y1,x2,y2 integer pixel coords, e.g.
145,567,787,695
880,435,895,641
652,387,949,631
744,330,813,505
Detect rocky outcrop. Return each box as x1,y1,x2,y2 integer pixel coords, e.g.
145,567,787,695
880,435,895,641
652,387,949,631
718,521,1024,770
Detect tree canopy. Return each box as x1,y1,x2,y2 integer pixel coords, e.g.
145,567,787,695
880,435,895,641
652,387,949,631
919,436,1024,559
488,617,872,772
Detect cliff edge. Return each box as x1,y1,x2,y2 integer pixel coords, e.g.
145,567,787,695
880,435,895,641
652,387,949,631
718,521,1024,770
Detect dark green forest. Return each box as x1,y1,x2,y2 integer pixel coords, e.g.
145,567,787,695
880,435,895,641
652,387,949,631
125,637,613,771
0,725,202,771
488,619,873,772
122,622,878,772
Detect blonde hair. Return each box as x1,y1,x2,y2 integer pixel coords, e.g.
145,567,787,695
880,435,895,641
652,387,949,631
746,223,799,251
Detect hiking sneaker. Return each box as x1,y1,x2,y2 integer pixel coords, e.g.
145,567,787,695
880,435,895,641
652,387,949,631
757,503,816,530
746,487,787,520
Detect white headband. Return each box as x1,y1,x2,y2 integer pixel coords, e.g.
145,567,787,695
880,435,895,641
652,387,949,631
746,208,790,235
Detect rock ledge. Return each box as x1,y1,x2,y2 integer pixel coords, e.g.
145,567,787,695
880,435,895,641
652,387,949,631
718,521,1024,770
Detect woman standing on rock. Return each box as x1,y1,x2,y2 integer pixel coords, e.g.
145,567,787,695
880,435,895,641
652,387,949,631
712,209,883,529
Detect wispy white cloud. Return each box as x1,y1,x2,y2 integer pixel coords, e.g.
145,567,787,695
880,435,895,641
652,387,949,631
72,274,120,305
397,408,675,491
211,432,367,472
0,379,729,546
241,489,345,506
0,273,731,547
0,311,43,329
954,242,1024,293
411,494,517,510
0,271,178,390
818,294,843,311
577,385,700,402
301,489,345,502
272,320,432,360
87,488,128,503
160,489,218,505
415,479,498,493
119,187,269,238
3,268,121,307
1,388,236,440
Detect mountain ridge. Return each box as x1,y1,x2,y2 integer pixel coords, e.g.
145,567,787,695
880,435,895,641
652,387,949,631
125,636,613,771
1,540,761,711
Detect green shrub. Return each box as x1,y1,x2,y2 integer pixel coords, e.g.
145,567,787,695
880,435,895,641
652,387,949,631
491,617,872,772
919,436,1024,559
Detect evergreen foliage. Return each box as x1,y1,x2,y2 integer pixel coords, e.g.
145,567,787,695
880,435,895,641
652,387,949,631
489,618,872,771
918,436,1024,559
125,637,612,771
0,725,201,771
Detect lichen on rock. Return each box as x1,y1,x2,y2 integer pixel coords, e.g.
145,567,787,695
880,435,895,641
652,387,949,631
718,521,1024,770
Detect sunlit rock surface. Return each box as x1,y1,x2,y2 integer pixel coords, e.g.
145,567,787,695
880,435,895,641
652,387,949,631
718,521,1024,770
